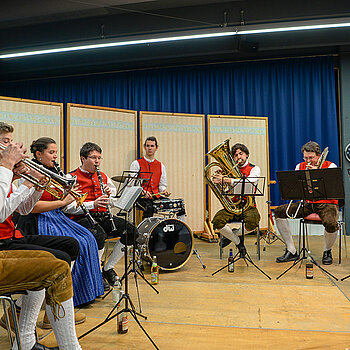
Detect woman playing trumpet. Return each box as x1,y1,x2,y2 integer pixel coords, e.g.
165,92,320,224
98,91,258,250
16,137,103,311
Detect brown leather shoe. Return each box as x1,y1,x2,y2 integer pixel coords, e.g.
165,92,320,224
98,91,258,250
42,310,86,329
0,306,45,340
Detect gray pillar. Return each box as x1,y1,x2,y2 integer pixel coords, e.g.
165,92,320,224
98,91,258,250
339,54,350,233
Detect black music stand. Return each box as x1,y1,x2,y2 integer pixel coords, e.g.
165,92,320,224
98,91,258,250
118,171,160,307
79,172,159,350
276,168,345,281
212,175,271,280
103,171,159,305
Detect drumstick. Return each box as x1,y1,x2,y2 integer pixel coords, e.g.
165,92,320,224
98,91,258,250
141,191,171,198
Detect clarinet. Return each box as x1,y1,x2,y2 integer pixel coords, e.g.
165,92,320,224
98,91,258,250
95,166,118,234
53,161,98,228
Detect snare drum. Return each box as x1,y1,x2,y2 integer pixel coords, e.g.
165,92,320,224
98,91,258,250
153,198,185,213
137,217,193,270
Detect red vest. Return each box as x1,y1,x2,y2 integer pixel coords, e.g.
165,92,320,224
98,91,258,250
0,186,23,240
298,160,338,205
238,163,256,205
40,189,56,202
239,163,255,177
137,158,162,197
69,168,108,213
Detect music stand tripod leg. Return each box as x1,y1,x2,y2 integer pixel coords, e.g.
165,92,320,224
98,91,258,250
79,212,159,349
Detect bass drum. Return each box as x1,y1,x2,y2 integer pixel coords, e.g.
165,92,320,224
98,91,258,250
137,217,194,271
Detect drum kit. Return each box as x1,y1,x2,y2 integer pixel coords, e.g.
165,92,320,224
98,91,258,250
137,197,205,270
111,174,205,270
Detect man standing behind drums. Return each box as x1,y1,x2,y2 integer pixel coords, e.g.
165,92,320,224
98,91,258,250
211,143,261,256
275,141,338,265
64,142,139,288
130,136,186,221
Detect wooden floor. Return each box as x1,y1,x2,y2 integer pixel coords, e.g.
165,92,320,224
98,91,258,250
1,234,350,349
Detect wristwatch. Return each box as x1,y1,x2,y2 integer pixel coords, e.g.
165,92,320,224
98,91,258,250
345,142,350,162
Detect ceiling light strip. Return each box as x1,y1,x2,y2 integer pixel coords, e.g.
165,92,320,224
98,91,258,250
1,21,350,59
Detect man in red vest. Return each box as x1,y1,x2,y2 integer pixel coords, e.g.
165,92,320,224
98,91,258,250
130,136,186,220
211,143,261,256
65,142,139,288
275,141,339,265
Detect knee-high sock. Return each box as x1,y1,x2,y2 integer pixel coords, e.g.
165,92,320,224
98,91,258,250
275,218,296,254
104,240,124,271
98,248,105,265
45,298,81,350
12,289,45,350
324,229,338,251
219,224,240,245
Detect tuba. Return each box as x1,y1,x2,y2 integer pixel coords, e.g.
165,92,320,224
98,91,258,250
204,139,253,214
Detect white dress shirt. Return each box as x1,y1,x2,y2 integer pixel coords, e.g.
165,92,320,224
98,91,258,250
0,166,43,223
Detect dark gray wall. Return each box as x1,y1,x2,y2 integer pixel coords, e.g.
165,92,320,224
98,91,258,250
339,53,350,233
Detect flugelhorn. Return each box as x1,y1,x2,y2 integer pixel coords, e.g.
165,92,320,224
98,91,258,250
204,139,253,214
286,146,329,219
0,143,86,207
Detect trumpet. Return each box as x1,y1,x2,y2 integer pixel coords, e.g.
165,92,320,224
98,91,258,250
0,143,87,207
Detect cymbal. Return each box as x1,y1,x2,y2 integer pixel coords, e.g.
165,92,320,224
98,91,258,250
111,175,129,182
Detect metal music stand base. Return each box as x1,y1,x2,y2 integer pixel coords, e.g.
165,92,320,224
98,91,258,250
276,209,338,281
212,220,271,280
79,213,159,349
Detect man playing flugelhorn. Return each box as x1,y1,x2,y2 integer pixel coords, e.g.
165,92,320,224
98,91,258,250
211,142,261,256
275,141,339,265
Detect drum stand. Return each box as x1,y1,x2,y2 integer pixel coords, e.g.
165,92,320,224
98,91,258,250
79,211,159,350
193,248,206,268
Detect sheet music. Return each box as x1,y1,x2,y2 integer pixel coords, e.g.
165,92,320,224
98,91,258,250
231,181,257,195
115,186,143,211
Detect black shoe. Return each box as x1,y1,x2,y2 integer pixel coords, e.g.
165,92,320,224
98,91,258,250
236,242,247,258
102,268,117,286
322,249,333,265
103,278,111,292
276,249,298,263
31,342,59,350
220,236,232,248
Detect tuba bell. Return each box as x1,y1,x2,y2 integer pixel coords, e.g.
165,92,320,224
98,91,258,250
204,138,253,214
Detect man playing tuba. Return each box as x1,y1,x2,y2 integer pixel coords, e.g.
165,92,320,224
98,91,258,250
275,141,339,265
211,143,261,256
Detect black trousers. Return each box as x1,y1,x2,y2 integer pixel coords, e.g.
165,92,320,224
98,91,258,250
0,235,80,265
73,213,139,247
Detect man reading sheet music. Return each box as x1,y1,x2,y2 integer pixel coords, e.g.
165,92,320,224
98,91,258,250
130,136,186,221
211,143,261,256
64,142,139,288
